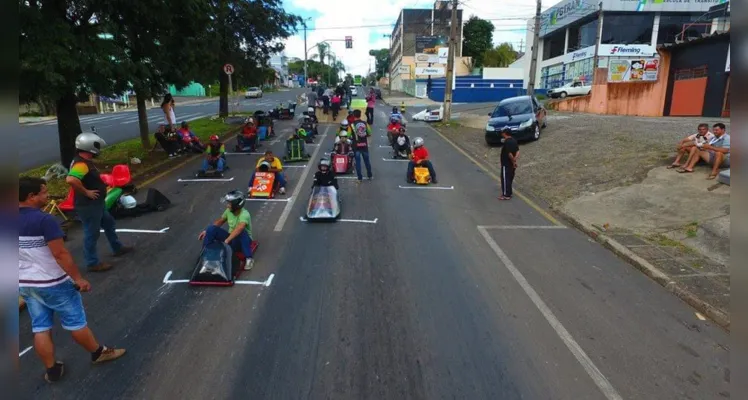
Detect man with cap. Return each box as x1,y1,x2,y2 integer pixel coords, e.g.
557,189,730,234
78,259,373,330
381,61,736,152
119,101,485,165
499,127,520,200
65,132,134,272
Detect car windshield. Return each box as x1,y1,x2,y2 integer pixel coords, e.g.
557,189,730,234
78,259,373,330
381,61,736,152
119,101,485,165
249,87,259,91
491,100,533,117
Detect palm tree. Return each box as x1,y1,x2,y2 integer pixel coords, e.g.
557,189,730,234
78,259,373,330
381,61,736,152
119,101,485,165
310,42,329,66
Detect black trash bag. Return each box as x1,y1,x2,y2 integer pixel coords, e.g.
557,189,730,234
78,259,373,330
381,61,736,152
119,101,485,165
190,242,235,284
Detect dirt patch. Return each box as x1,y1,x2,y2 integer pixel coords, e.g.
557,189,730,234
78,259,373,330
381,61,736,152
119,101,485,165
439,112,730,207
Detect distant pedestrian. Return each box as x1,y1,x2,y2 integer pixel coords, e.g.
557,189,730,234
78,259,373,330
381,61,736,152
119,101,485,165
365,89,376,125
306,89,318,110
65,132,134,271
19,177,126,383
499,128,519,200
331,94,341,121
350,109,373,182
161,93,176,130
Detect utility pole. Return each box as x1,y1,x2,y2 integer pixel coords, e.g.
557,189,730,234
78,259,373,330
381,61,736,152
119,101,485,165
303,21,308,88
384,34,393,96
527,0,542,96
443,0,459,122
592,2,604,84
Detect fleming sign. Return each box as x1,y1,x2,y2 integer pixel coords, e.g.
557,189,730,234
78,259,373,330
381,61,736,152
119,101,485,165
599,44,657,56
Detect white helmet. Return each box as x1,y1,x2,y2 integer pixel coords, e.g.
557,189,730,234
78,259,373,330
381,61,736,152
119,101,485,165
339,130,348,137
341,120,349,127
75,132,107,155
119,195,137,209
307,107,314,113
413,137,424,148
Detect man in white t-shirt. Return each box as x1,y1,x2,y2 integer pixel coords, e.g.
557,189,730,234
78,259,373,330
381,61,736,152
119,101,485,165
668,123,714,169
679,122,730,179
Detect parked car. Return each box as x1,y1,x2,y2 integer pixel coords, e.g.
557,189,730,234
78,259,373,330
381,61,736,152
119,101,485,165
350,86,358,96
244,87,263,99
547,81,591,98
485,95,546,145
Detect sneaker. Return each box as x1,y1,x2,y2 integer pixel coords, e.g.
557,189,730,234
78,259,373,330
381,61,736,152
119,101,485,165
44,361,64,383
432,180,438,184
244,258,254,271
278,187,286,195
92,346,126,364
113,245,134,257
89,262,113,272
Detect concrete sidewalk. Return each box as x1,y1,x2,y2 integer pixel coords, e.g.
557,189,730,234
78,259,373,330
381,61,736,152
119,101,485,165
381,90,439,109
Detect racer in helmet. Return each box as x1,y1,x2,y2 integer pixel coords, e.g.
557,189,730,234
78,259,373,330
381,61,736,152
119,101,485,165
66,131,133,272
249,150,287,195
201,134,226,174
386,115,404,146
407,136,438,184
333,128,353,155
312,158,338,189
198,190,254,269
237,118,258,152
286,128,308,157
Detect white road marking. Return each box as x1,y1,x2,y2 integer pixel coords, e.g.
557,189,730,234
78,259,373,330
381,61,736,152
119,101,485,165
19,346,33,357
398,185,454,190
283,165,307,168
477,226,623,400
164,279,191,284
478,225,567,230
100,228,170,234
335,176,359,180
245,197,292,202
695,312,707,321
274,125,329,232
233,280,266,285
382,158,409,162
163,270,173,283
161,269,275,286
177,177,235,182
264,273,275,287
378,145,391,148
225,152,264,155
299,217,378,224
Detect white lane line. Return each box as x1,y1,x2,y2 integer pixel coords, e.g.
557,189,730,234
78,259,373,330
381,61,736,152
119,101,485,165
378,145,392,148
100,228,170,234
382,158,408,162
178,177,235,182
335,176,359,180
479,225,568,230
163,270,173,283
161,270,275,286
264,273,275,287
164,279,191,284
225,152,264,155
274,125,329,232
476,226,623,400
299,217,378,224
245,197,292,202
19,346,33,357
283,165,307,168
233,280,267,285
398,185,454,190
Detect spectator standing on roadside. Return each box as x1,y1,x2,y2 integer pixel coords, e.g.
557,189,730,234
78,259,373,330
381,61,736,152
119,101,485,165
306,88,318,110
499,128,519,200
350,109,374,182
161,93,176,130
65,132,134,272
365,89,376,125
19,177,126,383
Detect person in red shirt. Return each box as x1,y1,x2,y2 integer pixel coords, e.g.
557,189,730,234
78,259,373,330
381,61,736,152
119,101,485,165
407,137,437,184
346,109,356,126
178,121,205,153
386,116,403,146
238,118,258,151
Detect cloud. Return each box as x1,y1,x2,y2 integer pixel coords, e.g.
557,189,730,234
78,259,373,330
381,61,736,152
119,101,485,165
281,0,560,76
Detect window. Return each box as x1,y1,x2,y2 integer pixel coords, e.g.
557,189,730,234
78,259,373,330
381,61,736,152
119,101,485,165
541,64,565,89
492,100,533,117
564,58,594,85
601,13,654,45
674,66,708,80
567,18,598,52
657,13,709,44
542,30,566,61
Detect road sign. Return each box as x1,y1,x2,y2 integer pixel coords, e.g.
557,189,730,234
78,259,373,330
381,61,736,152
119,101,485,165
223,64,234,75
345,36,352,49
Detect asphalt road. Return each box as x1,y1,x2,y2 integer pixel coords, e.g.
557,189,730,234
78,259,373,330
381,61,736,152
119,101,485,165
18,96,730,399
19,90,301,170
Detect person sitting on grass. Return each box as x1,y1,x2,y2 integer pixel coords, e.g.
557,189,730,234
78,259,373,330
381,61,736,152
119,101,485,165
678,122,730,179
177,121,205,153
201,135,226,174
249,150,287,195
668,123,714,169
197,190,254,270
154,124,182,158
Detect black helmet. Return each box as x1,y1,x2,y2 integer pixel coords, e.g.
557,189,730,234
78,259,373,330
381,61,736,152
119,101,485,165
318,158,331,172
222,190,245,211
392,107,398,113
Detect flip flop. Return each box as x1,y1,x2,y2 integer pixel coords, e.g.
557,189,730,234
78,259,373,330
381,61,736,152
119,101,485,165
498,196,511,200
667,164,680,169
707,175,717,180
677,169,693,173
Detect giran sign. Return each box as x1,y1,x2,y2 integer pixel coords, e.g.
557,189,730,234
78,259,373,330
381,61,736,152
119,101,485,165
541,0,591,36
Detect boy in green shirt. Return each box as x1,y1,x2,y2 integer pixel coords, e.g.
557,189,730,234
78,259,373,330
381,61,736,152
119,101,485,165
197,190,254,269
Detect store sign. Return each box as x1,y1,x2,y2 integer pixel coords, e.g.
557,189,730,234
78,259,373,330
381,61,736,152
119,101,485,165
541,0,590,36
608,58,660,82
564,45,595,64
415,35,448,64
415,67,445,76
599,44,657,57
398,65,410,74
415,54,439,63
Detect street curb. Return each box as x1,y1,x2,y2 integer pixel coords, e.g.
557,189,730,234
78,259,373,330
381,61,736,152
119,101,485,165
553,206,730,331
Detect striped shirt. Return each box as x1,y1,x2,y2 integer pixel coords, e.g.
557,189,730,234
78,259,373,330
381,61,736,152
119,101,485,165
19,207,69,287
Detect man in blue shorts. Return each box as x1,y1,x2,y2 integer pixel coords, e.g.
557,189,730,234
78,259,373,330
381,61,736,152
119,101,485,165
19,177,126,383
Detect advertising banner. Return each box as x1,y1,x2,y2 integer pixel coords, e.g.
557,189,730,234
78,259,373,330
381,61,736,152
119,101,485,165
608,58,660,82
398,65,410,74
563,45,595,64
415,36,448,64
415,66,445,76
599,44,657,57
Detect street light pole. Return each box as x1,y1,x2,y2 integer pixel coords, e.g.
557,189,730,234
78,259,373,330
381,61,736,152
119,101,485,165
383,34,392,95
303,21,308,88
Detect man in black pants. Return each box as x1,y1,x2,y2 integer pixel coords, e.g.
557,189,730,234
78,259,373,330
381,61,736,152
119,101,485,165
499,128,519,200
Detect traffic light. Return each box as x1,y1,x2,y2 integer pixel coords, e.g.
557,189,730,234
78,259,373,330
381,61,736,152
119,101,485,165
345,36,352,49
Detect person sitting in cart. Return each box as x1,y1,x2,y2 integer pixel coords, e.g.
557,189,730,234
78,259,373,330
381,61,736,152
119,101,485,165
178,121,205,153
312,158,338,189
197,190,254,270
286,129,308,158
238,118,258,151
201,135,226,174
407,137,438,184
333,129,353,155
249,150,286,195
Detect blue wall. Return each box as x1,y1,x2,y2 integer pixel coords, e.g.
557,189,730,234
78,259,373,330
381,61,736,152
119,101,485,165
424,76,547,103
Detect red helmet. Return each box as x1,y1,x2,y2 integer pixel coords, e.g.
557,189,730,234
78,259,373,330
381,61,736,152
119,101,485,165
209,134,219,141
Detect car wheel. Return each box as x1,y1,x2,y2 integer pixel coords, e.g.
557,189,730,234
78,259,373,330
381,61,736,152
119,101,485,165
532,124,541,141
559,91,568,98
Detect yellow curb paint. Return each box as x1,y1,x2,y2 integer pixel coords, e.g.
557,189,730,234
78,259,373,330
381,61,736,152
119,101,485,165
427,125,562,226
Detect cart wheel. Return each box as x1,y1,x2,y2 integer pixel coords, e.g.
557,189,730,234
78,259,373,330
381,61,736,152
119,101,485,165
156,204,166,212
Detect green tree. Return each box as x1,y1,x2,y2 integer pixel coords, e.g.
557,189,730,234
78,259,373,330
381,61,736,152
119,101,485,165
462,16,495,68
483,43,518,68
311,42,330,67
368,49,389,80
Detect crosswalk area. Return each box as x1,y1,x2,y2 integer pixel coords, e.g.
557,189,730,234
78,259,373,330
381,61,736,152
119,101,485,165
24,110,212,127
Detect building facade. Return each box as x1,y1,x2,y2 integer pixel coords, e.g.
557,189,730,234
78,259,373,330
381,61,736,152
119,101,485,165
269,52,290,87
517,0,729,89
389,1,465,92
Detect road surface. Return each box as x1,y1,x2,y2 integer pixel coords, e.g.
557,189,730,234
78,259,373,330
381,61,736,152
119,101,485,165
18,95,730,399
19,90,301,170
